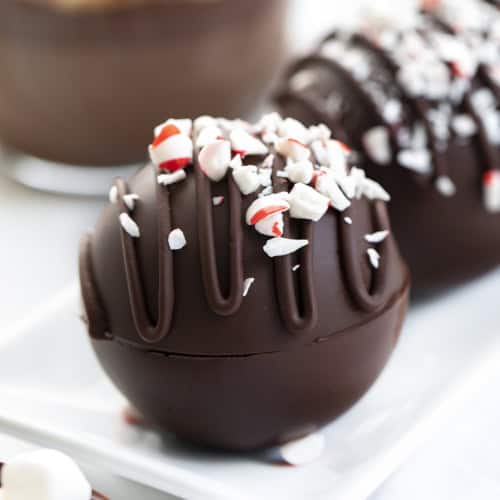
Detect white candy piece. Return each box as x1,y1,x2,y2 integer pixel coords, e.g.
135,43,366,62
212,196,224,206
358,178,391,202
278,118,310,144
365,230,389,243
315,172,351,212
483,170,500,213
263,237,309,258
275,137,311,162
168,228,187,250
278,433,326,466
367,248,381,269
1,449,91,500
108,185,118,204
149,129,193,172
258,168,272,187
344,216,353,225
397,149,432,174
435,175,456,197
452,114,477,137
230,129,268,156
308,123,331,142
285,160,314,184
157,169,187,186
232,165,261,195
246,195,290,226
324,139,349,169
229,154,243,169
255,112,283,135
242,277,255,297
193,115,217,134
196,125,224,148
255,212,284,237
288,183,330,221
261,154,275,169
123,193,139,211
119,213,140,238
363,126,392,165
198,140,232,182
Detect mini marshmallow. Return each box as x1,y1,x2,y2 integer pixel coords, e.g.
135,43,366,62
168,228,187,250
277,118,310,144
367,248,381,269
275,137,311,162
123,193,139,211
263,237,309,258
365,230,389,243
278,433,326,466
285,160,314,184
108,185,118,204
246,195,290,226
157,169,187,186
230,129,268,156
435,175,456,197
1,449,91,500
255,212,284,237
483,170,500,212
198,140,232,182
288,183,330,221
149,124,193,172
196,125,224,148
232,165,261,195
363,126,392,165
315,172,351,211
119,213,140,238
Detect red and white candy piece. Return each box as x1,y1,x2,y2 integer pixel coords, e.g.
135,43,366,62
196,125,224,148
149,123,193,173
315,171,351,212
275,137,311,162
363,126,392,165
246,195,290,226
198,139,232,182
278,117,310,144
230,129,268,157
263,237,309,258
119,213,140,238
288,183,330,221
285,160,314,184
154,118,192,137
483,169,500,213
232,165,261,195
324,139,350,169
168,228,187,250
212,196,225,206
255,212,284,237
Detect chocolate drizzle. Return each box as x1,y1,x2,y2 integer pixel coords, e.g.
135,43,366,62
194,153,244,316
115,177,175,344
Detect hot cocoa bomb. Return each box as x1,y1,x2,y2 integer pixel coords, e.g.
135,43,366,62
276,0,500,294
79,114,409,451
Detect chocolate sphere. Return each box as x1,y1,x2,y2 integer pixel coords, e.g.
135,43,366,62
80,115,409,450
0,0,287,166
276,0,500,295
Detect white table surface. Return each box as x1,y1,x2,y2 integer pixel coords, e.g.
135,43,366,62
1,1,499,498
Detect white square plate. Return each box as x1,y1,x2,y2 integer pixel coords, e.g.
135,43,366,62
0,271,499,500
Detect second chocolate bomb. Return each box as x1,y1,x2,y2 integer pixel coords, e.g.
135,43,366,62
276,0,500,294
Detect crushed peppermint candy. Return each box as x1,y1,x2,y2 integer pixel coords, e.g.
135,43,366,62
168,228,187,250
292,264,301,272
230,129,268,157
157,169,187,186
397,149,432,174
149,123,193,173
288,183,330,221
483,170,500,213
232,165,261,195
367,248,381,269
123,193,139,211
363,126,392,165
198,140,232,182
275,137,311,162
242,277,255,297
365,230,389,243
451,114,477,138
344,216,353,225
263,237,309,258
212,196,225,206
285,160,314,184
120,213,140,238
435,175,456,197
